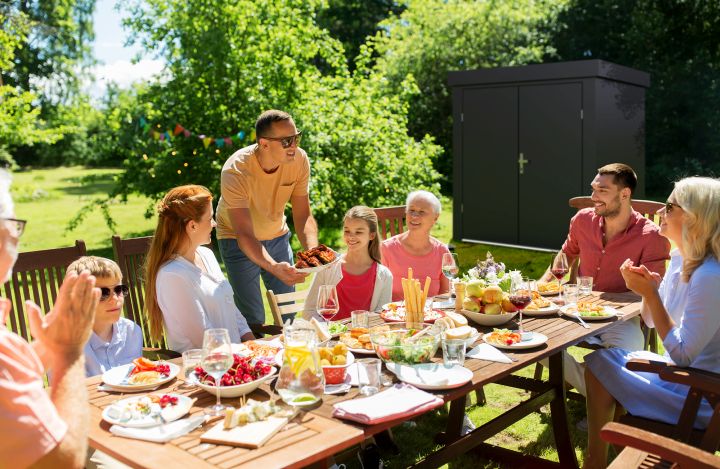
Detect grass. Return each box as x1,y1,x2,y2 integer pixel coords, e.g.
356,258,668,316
13,167,593,468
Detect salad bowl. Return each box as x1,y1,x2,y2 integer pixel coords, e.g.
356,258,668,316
369,322,443,365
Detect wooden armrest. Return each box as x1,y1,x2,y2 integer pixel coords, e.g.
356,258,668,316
601,422,720,469
626,358,671,374
658,367,720,396
250,324,283,337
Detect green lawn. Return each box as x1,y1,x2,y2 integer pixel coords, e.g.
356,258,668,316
12,166,594,468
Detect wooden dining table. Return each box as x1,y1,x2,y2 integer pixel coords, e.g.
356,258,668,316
86,290,642,469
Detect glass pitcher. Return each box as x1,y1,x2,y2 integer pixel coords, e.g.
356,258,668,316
276,324,325,406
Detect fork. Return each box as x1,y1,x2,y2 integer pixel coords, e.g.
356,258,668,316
575,314,591,329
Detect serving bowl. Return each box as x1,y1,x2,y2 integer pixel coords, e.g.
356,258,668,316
191,366,277,398
369,322,443,365
460,309,518,327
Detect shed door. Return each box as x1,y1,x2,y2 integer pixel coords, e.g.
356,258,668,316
461,86,518,244
518,83,582,248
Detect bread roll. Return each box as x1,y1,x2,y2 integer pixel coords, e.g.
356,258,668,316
445,311,468,327
445,325,474,340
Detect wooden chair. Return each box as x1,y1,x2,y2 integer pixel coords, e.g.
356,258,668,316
601,421,720,469
1,240,87,342
264,289,309,335
111,235,180,359
374,205,406,240
617,358,720,452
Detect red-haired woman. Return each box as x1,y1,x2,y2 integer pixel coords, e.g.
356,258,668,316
144,185,254,353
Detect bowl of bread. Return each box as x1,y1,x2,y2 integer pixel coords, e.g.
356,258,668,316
435,311,480,347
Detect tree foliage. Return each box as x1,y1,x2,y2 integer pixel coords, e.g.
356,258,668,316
106,0,440,226
551,0,720,195
368,0,567,190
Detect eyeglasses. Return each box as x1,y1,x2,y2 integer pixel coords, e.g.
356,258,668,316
665,201,679,213
2,218,27,237
260,131,302,149
99,284,129,301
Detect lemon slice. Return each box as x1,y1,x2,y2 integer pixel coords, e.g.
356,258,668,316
291,393,319,404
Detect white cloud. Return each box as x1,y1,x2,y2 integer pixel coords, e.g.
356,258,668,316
85,58,166,99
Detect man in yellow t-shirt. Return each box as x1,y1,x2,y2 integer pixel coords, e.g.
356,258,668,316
216,110,318,325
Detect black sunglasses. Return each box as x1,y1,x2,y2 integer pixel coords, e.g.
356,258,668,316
99,284,129,301
665,201,679,213
260,131,302,149
2,218,27,237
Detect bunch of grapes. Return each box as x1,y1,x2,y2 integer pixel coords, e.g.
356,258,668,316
195,354,273,386
473,251,506,279
155,363,171,376
158,394,178,408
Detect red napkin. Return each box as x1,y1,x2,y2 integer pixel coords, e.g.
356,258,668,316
332,383,444,425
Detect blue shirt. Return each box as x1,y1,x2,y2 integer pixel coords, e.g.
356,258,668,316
84,317,143,377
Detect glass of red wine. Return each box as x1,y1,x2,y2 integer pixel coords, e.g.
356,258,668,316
317,284,339,323
551,252,569,305
509,277,535,334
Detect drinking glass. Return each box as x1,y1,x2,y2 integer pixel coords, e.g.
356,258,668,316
563,283,579,305
201,328,233,416
509,277,535,333
356,358,381,396
317,284,339,322
578,276,593,295
180,348,203,388
351,310,369,328
442,252,460,296
551,252,569,304
442,338,467,366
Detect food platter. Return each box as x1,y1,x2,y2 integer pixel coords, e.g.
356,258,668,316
295,246,340,273
102,393,193,428
537,282,561,296
522,302,560,316
385,363,473,391
560,303,618,321
379,305,446,323
482,331,548,350
101,362,180,392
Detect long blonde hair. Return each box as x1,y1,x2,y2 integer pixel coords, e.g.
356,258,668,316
144,185,213,343
344,206,381,263
671,177,720,282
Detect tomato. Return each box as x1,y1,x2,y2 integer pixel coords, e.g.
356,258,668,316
377,346,390,360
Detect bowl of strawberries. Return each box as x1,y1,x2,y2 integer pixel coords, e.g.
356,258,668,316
191,354,277,398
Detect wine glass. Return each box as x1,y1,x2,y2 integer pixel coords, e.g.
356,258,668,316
201,328,233,416
317,284,339,323
551,252,569,304
442,252,460,297
509,277,535,334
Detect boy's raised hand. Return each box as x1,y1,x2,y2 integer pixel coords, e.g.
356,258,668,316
27,270,100,357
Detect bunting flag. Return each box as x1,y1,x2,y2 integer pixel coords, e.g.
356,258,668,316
138,116,252,151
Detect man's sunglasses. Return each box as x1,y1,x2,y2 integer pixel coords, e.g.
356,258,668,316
665,201,679,213
100,284,129,301
2,218,27,237
260,131,302,149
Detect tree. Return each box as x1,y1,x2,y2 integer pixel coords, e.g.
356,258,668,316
91,0,440,228
551,0,720,196
368,0,567,192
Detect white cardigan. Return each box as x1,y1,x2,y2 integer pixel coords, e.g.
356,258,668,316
303,256,393,319
157,246,252,353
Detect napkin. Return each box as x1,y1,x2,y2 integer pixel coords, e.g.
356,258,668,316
332,383,443,425
109,415,205,443
466,343,514,364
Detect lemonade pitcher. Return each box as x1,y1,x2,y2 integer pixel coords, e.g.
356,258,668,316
276,325,325,406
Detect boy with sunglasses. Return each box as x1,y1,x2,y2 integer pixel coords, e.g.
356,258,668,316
216,109,318,326
67,256,143,377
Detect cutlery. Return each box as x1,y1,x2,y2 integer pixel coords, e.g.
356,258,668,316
575,314,591,329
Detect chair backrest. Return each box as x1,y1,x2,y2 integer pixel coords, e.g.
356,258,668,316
2,240,87,342
111,235,161,348
374,205,406,240
569,196,664,222
265,289,310,326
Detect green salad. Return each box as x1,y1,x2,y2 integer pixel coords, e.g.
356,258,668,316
577,310,610,317
327,322,348,335
373,331,438,364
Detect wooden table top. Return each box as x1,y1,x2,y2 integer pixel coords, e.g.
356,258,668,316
87,290,641,468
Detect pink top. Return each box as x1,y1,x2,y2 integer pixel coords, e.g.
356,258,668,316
382,235,450,301
0,329,67,468
336,262,378,320
562,208,671,292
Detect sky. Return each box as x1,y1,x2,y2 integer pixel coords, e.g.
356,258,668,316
88,0,163,98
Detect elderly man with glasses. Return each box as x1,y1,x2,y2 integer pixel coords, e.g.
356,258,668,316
215,109,318,326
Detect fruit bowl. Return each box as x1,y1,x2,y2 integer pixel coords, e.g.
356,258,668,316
191,363,277,398
369,322,442,365
460,309,518,327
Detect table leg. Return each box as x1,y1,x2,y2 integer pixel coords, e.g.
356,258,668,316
434,397,465,444
548,352,579,469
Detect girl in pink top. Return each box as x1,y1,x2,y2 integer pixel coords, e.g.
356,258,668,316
382,191,450,301
304,206,393,319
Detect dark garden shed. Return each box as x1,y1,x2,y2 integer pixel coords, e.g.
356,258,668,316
449,60,650,250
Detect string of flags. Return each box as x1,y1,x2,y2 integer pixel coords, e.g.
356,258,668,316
138,116,255,150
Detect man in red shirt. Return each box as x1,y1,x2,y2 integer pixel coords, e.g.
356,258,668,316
543,163,670,396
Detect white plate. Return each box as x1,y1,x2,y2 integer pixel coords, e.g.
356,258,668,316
385,363,473,390
325,374,352,395
295,250,340,273
347,346,377,355
560,304,619,321
522,302,560,316
482,331,548,350
101,363,180,392
101,393,193,428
